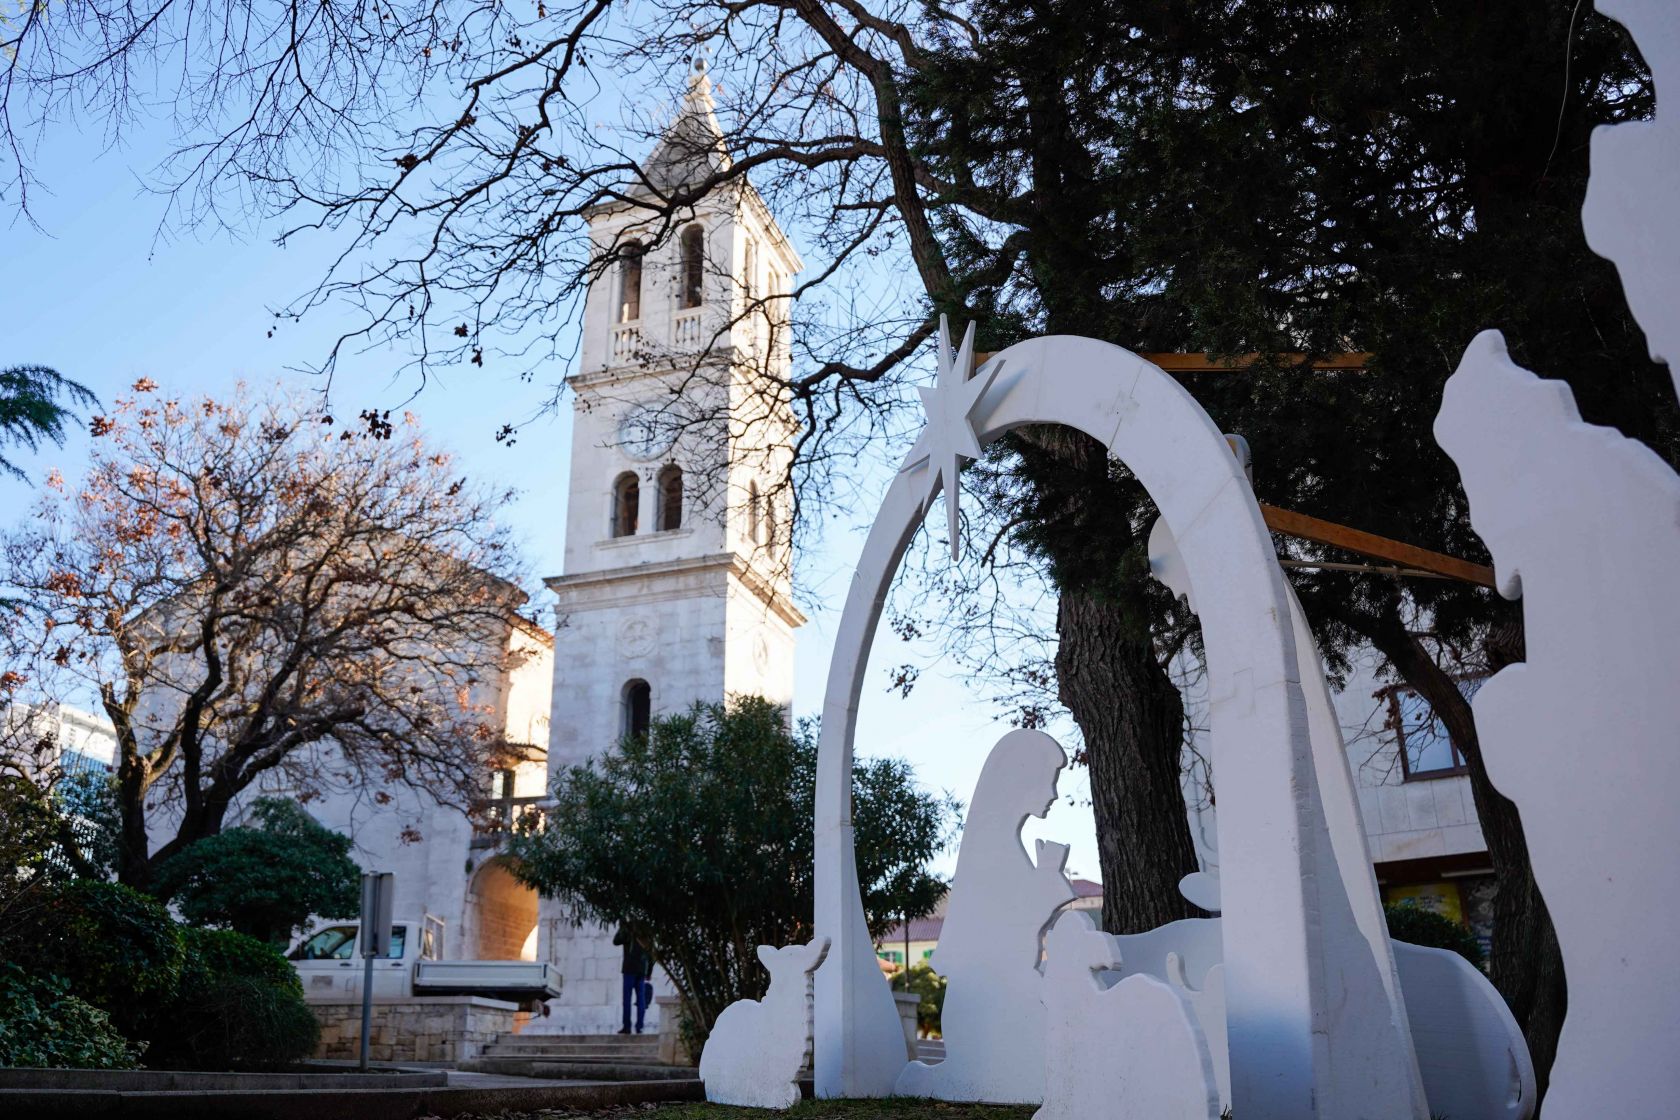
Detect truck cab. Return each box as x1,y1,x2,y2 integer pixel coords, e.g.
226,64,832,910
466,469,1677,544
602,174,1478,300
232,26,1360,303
289,917,562,1005
289,916,439,999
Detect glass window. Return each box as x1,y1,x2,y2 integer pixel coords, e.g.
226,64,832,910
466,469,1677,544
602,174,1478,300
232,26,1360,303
1391,677,1484,779
292,925,358,961
382,924,407,960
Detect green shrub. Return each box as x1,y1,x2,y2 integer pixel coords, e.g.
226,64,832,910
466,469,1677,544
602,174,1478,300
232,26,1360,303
891,962,947,1037
13,880,185,1009
135,927,319,1070
0,963,143,1069
1385,901,1486,969
153,798,361,946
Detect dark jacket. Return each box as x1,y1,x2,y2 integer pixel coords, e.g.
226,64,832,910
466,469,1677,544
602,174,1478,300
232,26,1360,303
613,925,652,978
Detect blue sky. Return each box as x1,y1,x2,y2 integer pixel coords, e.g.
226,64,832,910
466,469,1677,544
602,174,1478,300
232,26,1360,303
0,97,1102,882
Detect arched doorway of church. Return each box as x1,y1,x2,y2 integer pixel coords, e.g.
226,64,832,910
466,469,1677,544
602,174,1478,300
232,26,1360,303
467,858,540,960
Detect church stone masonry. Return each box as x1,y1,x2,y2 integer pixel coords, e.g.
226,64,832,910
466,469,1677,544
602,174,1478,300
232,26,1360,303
534,64,807,1033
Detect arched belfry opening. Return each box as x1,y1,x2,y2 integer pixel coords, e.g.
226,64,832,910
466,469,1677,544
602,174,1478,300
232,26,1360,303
612,472,640,537
680,224,705,308
618,241,644,322
657,465,683,531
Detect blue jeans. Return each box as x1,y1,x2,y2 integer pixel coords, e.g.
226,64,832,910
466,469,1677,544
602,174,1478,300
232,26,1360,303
622,973,650,1032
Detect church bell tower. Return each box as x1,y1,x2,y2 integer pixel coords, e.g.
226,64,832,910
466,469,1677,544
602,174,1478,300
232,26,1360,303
536,61,806,1033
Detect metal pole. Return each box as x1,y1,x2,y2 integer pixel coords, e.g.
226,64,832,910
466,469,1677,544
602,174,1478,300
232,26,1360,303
359,951,375,1072
357,870,392,1072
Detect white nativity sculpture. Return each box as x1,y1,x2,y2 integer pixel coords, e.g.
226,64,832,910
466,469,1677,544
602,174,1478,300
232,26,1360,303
810,320,1431,1119
1038,909,1220,1120
703,2,1680,1113
699,938,830,1109
895,729,1076,1104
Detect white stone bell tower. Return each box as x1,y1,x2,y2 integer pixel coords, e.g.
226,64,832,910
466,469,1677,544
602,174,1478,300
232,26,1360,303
536,61,806,1033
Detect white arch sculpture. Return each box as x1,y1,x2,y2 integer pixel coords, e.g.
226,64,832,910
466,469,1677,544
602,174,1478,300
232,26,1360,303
813,324,1427,1119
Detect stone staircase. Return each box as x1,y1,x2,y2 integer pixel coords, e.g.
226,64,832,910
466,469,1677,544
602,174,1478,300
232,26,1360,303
462,1031,697,1082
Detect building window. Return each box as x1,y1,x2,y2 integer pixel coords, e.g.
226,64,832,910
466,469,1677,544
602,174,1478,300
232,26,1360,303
743,237,757,301
612,472,639,538
1388,677,1484,780
622,679,652,740
618,241,644,322
657,465,683,531
680,224,704,309
746,480,762,545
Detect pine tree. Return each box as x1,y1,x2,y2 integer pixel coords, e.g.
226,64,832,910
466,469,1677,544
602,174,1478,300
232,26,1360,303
0,365,97,481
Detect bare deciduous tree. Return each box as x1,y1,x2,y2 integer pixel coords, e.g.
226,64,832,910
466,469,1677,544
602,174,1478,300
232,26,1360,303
1,381,535,890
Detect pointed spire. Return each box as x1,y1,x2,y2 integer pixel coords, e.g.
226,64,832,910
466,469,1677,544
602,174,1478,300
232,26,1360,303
643,50,730,193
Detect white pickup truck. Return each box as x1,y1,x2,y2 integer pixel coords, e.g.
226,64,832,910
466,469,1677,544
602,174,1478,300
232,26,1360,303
288,917,563,1007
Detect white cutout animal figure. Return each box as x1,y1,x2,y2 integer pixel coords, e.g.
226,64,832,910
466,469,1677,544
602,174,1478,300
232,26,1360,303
1039,909,1219,1120
1436,330,1680,1120
701,938,830,1109
896,728,1075,1104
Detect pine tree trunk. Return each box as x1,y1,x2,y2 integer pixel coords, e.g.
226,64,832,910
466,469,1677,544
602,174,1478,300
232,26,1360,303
1056,586,1200,935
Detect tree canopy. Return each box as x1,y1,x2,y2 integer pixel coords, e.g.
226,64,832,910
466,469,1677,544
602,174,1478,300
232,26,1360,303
0,381,534,889
153,797,361,945
509,695,956,1040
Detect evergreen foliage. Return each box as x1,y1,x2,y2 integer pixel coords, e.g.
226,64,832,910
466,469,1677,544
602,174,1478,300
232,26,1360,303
891,962,947,1038
11,880,186,1009
0,365,96,481
510,696,957,1042
0,963,143,1069
154,797,361,945
1386,902,1486,971
132,927,320,1069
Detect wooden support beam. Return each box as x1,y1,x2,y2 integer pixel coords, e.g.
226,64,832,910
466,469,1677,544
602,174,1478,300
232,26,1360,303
1259,503,1496,589
973,351,1371,372
1143,352,1371,373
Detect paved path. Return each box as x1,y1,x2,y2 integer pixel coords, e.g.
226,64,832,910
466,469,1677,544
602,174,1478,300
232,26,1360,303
0,1070,704,1119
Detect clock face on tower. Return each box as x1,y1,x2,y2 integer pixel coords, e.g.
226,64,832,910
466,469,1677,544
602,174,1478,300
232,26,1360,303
616,405,677,461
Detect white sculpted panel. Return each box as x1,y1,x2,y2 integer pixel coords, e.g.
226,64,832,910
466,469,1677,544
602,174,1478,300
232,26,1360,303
700,938,830,1109
1037,910,1220,1120
1435,330,1680,1119
895,729,1075,1104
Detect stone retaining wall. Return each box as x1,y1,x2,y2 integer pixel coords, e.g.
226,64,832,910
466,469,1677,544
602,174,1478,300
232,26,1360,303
308,995,516,1063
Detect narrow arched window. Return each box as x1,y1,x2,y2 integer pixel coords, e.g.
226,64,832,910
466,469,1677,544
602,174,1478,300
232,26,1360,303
618,242,644,322
622,679,652,741
680,224,705,309
612,472,639,538
747,480,762,545
657,465,683,531
743,237,757,301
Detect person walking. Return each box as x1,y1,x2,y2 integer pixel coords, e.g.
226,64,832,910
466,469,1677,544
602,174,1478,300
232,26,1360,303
613,924,653,1034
